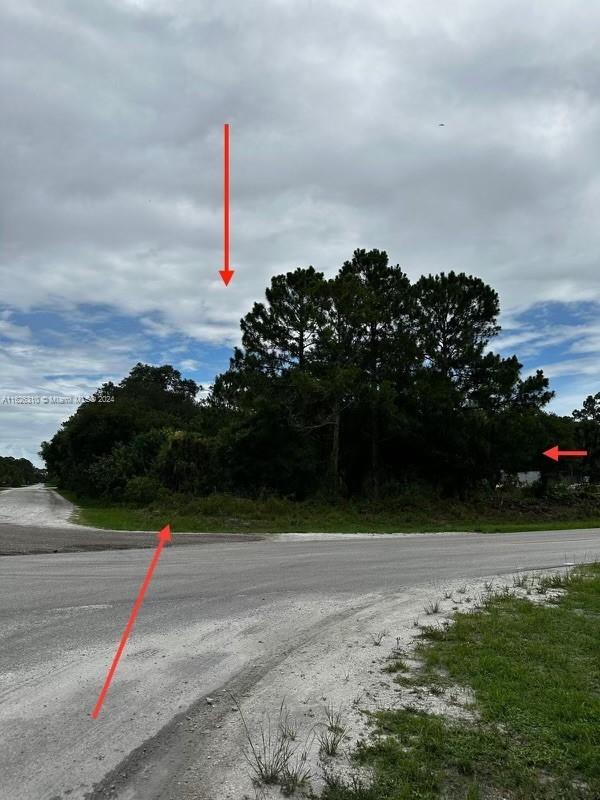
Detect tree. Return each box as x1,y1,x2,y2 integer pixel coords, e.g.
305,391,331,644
215,266,335,494
118,363,198,399
312,273,363,490
41,364,201,495
334,249,417,494
0,456,43,487
573,393,600,482
240,267,329,373
413,271,500,384
409,274,552,492
40,254,568,503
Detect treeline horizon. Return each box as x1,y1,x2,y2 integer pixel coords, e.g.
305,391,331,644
0,456,45,488
41,249,600,503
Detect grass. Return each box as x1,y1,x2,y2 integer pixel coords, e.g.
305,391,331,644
382,659,409,674
233,696,313,794
322,563,600,799
424,600,441,615
57,489,600,534
318,703,348,757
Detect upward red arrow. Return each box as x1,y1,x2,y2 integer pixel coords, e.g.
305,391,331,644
543,445,588,462
218,123,235,286
91,524,172,718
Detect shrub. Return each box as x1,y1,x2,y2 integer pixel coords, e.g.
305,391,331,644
123,476,162,506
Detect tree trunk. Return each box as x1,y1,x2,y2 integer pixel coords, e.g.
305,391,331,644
369,322,380,498
330,399,341,491
370,402,379,499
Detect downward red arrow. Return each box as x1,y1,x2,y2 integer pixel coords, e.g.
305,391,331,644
218,123,235,286
543,445,588,462
91,524,172,718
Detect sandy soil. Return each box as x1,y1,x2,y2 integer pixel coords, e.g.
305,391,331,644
149,568,566,800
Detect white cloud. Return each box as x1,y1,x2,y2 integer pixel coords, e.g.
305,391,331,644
540,356,600,380
0,330,148,465
0,317,32,341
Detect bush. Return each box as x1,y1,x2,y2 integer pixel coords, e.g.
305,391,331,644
123,476,162,506
156,431,219,494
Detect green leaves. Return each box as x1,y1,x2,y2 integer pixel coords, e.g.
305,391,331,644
41,250,589,502
0,455,43,487
241,266,329,373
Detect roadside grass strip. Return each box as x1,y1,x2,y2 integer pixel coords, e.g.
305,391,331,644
322,565,600,800
68,493,600,535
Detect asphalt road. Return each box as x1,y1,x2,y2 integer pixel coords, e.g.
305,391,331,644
1,489,599,800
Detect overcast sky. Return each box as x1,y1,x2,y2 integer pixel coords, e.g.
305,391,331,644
1,0,600,465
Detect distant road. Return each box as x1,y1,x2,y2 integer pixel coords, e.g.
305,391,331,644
1,484,598,799
0,483,75,527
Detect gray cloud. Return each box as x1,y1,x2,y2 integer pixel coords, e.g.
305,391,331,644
1,0,600,459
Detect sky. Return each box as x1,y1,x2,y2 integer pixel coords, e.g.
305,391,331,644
1,0,599,466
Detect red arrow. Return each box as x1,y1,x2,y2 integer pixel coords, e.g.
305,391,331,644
543,445,588,462
219,123,235,286
91,524,172,719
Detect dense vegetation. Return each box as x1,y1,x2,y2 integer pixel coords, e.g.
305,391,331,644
0,456,44,487
41,250,599,504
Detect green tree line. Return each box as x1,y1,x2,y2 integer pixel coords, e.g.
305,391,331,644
0,456,44,487
41,250,599,503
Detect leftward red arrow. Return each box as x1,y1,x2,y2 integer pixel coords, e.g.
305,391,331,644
91,524,172,718
219,123,235,286
543,445,588,462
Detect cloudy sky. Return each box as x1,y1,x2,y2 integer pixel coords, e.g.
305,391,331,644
1,0,600,465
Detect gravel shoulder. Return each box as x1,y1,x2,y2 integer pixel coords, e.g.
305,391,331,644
87,571,550,800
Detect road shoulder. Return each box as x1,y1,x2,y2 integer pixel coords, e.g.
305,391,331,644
0,523,263,556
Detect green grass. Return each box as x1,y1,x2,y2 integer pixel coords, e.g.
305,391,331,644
323,564,600,799
382,659,409,674
57,490,600,534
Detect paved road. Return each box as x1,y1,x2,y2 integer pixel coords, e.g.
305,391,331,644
0,484,76,527
1,491,598,799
